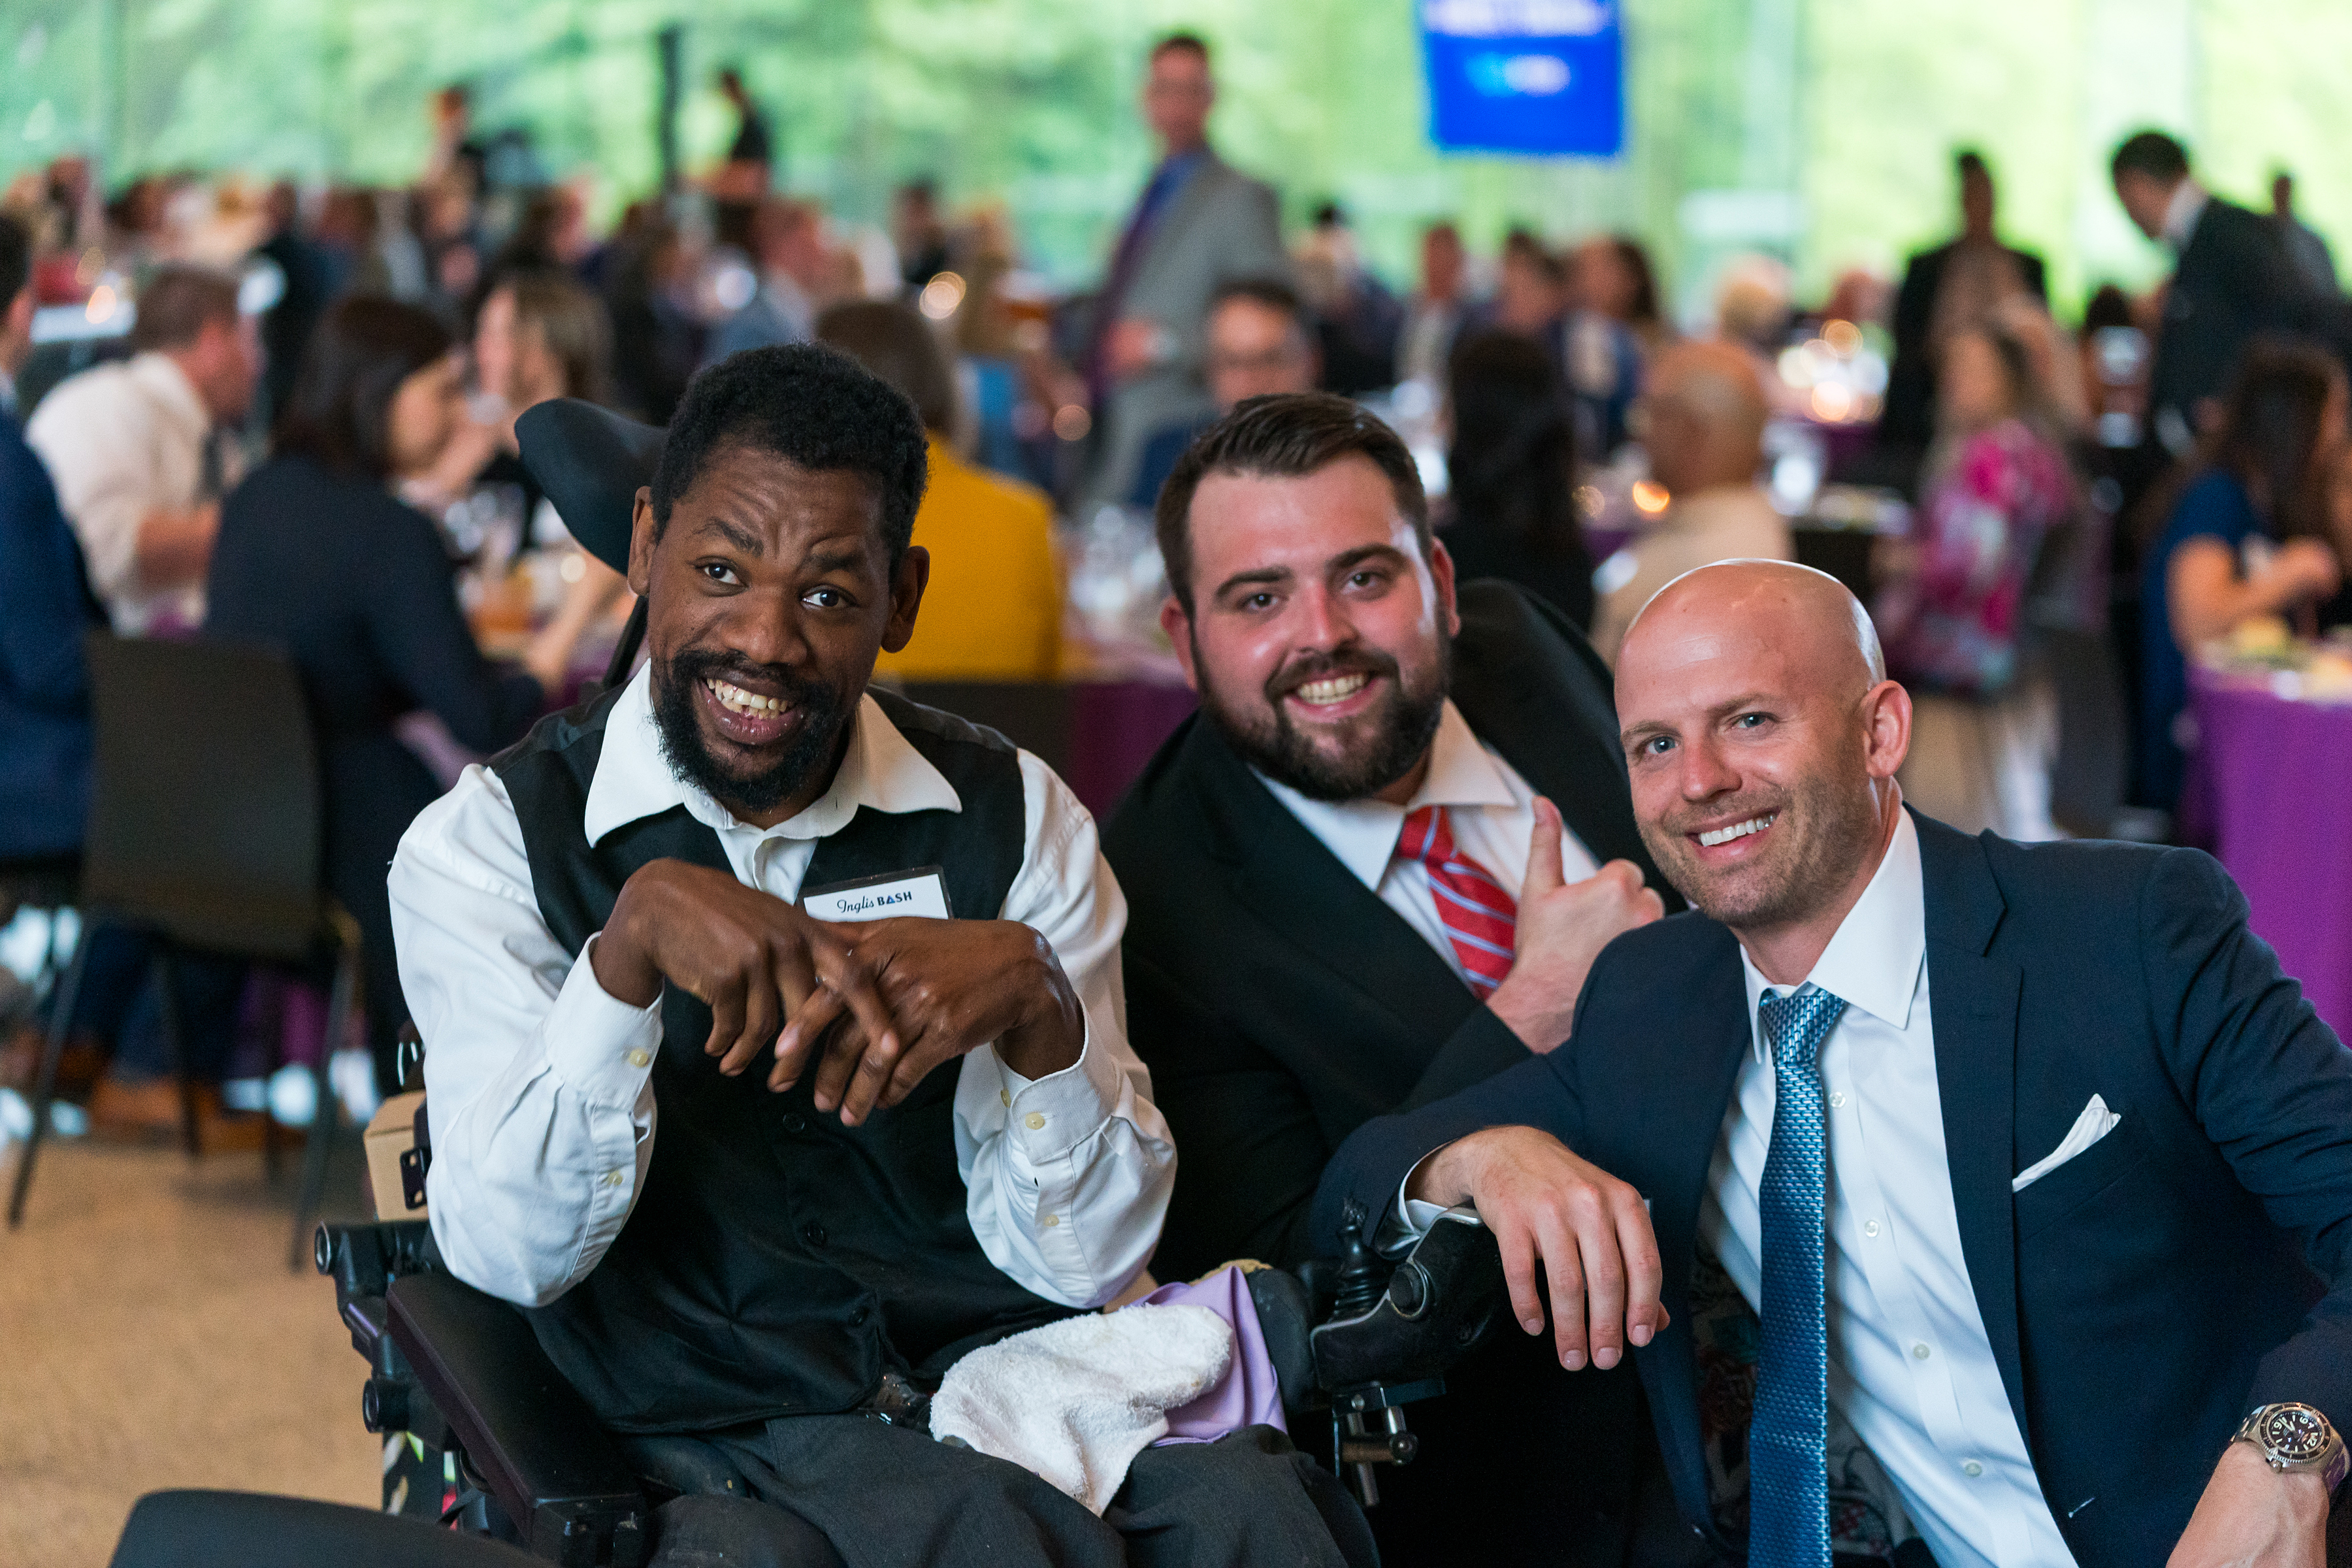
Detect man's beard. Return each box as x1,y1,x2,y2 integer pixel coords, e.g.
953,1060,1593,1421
1640,769,1880,930
650,647,851,817
1197,636,1450,803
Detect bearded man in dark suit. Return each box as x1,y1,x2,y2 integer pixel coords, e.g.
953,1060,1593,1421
1105,393,1676,1564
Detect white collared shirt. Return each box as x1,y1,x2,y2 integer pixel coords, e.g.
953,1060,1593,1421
389,666,1175,1312
1254,700,1599,989
1700,811,2075,1568
24,351,238,636
2161,180,2211,253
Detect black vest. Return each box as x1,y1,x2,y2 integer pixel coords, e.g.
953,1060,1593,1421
491,685,1079,1433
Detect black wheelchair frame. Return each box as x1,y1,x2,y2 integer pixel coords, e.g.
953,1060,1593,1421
316,1207,1506,1565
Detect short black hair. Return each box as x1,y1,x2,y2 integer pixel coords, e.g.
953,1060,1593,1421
0,212,30,312
1156,391,1429,612
1210,276,1305,325
2112,130,2190,184
651,344,930,565
1152,31,1210,63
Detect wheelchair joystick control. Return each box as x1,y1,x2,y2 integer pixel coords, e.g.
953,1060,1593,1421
1332,1201,1385,1322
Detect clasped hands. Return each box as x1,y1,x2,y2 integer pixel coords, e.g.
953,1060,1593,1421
590,859,1085,1126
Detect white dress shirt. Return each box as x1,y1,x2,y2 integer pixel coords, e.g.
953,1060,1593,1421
25,351,237,635
2161,179,2212,253
1254,699,1598,989
389,666,1175,1313
1698,811,2075,1568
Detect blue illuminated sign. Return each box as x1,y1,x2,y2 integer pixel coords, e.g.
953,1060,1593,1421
1420,0,1624,157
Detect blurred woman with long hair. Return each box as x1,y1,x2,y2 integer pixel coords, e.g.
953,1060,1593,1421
1440,329,1595,628
206,298,597,1093
2138,338,2347,807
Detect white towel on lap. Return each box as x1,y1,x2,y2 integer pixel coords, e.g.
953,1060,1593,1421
930,1302,1234,1514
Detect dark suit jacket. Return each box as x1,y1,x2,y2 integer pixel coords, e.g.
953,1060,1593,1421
1316,811,2352,1567
1105,579,1670,1282
1881,238,2049,450
0,408,103,859
2149,197,2321,449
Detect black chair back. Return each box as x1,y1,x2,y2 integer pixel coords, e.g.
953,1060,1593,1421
82,634,324,964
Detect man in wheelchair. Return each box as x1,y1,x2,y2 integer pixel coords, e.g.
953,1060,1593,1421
384,344,1375,1567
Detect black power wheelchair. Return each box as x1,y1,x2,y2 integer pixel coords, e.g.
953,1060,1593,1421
310,1199,1508,1565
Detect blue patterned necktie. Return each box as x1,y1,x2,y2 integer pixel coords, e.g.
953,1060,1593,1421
1750,984,1848,1568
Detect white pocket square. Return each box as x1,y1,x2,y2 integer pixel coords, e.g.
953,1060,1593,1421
2012,1094,2121,1193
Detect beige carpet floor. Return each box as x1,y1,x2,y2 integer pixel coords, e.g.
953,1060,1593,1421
0,1134,379,1567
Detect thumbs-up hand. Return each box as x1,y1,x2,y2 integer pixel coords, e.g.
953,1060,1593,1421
1488,797,1664,1053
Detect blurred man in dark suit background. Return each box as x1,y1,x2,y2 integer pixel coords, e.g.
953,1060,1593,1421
1880,150,2048,457
2112,129,2328,459
1083,33,1289,507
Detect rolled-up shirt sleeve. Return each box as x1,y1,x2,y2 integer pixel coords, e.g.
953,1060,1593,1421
389,765,664,1307
955,753,1176,1309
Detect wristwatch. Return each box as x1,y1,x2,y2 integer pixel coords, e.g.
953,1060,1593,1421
2232,1403,2351,1494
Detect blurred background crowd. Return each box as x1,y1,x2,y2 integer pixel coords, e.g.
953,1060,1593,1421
7,17,2352,1155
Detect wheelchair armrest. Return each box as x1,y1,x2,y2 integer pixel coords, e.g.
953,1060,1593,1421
385,1271,649,1564
1306,1207,1505,1396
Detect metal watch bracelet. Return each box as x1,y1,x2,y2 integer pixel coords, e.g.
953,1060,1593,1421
2234,1403,2351,1495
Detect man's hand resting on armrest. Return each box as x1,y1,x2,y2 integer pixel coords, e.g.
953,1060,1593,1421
1408,1125,1669,1372
1486,798,1665,1053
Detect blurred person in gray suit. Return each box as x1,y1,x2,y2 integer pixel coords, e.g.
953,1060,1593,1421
1083,32,1289,505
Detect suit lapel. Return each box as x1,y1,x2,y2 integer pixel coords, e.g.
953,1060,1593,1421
1916,813,2030,1435
1182,719,1478,1047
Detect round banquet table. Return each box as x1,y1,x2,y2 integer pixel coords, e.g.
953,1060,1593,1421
2187,671,2352,1039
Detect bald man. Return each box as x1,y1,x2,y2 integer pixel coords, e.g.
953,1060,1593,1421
1316,561,2352,1568
1590,342,1791,664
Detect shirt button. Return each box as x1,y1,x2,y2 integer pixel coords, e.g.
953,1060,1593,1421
626,1048,652,1070
1000,1088,1011,1108
1041,1214,1061,1228
783,1113,808,1135
801,1220,828,1247
1023,1112,1046,1131
1912,1343,1933,1360
600,1169,624,1188
1863,1220,1881,1238
1962,1460,1984,1478
1829,1090,1847,1109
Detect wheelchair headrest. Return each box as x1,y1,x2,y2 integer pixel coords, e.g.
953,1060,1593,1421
515,399,666,577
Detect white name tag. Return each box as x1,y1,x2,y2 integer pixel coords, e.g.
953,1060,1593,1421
801,866,953,923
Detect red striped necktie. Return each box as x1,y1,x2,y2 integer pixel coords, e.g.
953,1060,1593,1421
1396,804,1518,996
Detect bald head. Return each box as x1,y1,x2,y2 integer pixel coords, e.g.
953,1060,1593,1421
1624,559,1884,694
1642,341,1769,498
1614,560,1909,968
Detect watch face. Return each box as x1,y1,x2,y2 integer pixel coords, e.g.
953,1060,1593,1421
2260,1406,2331,1463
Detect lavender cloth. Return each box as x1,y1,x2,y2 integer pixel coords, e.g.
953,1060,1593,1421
1130,1266,1288,1444
2186,675,2352,1039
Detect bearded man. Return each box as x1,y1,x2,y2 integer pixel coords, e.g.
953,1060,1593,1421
1103,391,1674,1564
1316,560,2352,1568
389,347,1373,1568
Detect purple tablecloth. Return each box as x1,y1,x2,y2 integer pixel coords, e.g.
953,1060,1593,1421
2188,675,2352,1038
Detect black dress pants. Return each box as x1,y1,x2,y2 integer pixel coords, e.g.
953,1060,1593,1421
643,1419,1377,1568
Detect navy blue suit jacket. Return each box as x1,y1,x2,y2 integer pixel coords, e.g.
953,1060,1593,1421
0,407,102,858
1315,811,2352,1566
